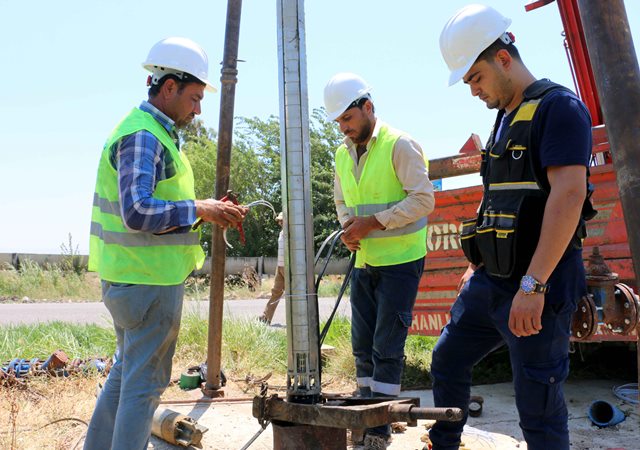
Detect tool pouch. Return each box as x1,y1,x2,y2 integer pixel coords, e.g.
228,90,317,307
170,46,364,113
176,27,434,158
475,209,517,278
460,218,483,266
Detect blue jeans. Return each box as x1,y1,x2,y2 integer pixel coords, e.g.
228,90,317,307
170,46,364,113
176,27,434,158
84,282,184,450
429,268,576,450
351,257,424,437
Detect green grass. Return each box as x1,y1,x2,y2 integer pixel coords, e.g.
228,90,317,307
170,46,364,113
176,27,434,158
0,260,100,301
0,314,440,388
177,308,289,375
0,322,116,362
320,316,356,379
0,313,290,380
13,309,621,388
317,275,350,297
403,334,438,389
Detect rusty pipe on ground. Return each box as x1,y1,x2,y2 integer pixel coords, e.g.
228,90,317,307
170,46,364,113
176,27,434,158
151,407,208,448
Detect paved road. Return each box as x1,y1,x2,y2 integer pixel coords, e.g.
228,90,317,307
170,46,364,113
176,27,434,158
0,297,352,326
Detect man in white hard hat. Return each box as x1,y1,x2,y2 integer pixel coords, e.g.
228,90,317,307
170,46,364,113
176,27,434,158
430,5,594,450
84,37,247,449
259,212,285,324
324,72,435,449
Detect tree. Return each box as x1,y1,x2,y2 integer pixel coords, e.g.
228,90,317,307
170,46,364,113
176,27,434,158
180,110,345,258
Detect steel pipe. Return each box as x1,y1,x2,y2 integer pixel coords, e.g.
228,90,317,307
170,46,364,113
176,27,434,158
276,0,321,403
205,0,242,394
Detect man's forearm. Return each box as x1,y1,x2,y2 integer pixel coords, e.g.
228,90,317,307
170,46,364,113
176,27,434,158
525,178,585,283
335,201,351,227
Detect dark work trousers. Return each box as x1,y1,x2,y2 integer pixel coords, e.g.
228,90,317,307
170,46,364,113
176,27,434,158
429,267,576,450
350,257,424,438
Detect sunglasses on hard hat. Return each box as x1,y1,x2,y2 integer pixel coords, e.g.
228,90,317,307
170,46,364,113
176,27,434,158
346,96,370,111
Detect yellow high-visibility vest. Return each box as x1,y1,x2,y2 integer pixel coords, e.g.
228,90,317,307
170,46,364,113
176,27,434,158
335,124,427,268
88,108,204,285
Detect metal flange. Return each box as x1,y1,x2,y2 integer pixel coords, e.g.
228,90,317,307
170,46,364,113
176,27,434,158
572,294,597,340
605,283,640,335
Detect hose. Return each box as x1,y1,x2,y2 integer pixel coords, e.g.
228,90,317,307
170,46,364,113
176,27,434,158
612,383,639,405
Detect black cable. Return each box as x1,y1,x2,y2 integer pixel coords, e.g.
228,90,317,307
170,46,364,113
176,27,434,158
314,229,345,293
314,229,342,267
319,254,355,346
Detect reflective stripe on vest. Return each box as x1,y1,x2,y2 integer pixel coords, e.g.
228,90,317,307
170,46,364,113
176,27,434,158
335,123,427,268
88,107,205,285
344,201,428,238
488,182,542,191
92,193,120,216
90,221,200,247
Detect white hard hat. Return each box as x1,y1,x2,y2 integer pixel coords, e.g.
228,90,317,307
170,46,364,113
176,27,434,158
323,72,372,121
440,4,512,86
142,37,217,92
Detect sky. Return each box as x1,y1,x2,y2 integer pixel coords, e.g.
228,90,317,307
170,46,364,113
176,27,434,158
1,0,639,254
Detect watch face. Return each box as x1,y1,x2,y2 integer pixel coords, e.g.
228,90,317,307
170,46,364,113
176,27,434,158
520,275,535,293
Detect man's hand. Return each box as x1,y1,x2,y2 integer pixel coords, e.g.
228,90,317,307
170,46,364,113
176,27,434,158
195,199,248,228
340,216,384,252
457,264,476,292
509,291,544,337
340,233,360,252
343,216,383,240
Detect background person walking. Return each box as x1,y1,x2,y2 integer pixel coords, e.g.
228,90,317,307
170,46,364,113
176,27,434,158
259,212,285,325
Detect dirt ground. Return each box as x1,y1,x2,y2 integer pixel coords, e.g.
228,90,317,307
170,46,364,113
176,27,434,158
147,379,638,450
2,374,637,450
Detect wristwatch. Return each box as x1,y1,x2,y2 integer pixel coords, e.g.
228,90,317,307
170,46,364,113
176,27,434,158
520,275,549,295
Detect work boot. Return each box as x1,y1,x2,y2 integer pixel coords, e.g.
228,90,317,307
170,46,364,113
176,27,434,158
258,315,270,325
363,433,389,450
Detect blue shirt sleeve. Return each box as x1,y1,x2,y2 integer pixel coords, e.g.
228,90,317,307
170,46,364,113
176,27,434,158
533,90,592,169
115,131,197,234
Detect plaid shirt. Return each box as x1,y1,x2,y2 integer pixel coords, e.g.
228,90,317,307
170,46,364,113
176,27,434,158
109,101,197,234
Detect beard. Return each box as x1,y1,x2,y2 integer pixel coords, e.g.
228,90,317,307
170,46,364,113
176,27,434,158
350,119,373,145
175,114,195,128
485,71,513,110
484,98,500,109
